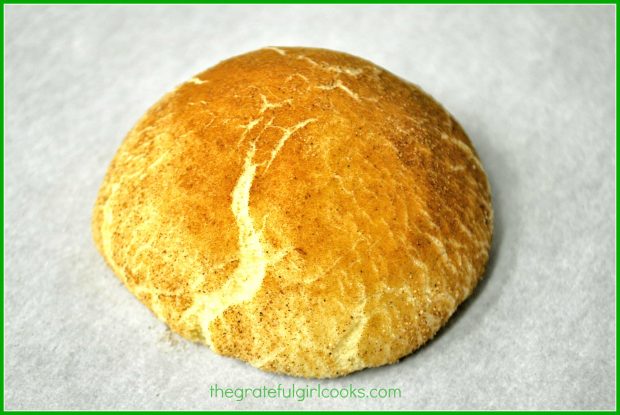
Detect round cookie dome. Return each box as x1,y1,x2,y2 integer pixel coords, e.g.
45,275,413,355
92,47,493,378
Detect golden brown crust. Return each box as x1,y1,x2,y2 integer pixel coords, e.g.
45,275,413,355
92,47,493,378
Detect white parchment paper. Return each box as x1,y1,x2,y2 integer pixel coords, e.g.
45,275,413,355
4,4,615,410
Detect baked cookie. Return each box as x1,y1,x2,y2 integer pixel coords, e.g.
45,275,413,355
92,47,493,378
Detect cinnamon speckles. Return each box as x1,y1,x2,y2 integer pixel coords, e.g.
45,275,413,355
92,47,492,379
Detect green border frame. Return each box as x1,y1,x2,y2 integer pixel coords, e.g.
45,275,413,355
0,1,617,3
1,2,616,413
